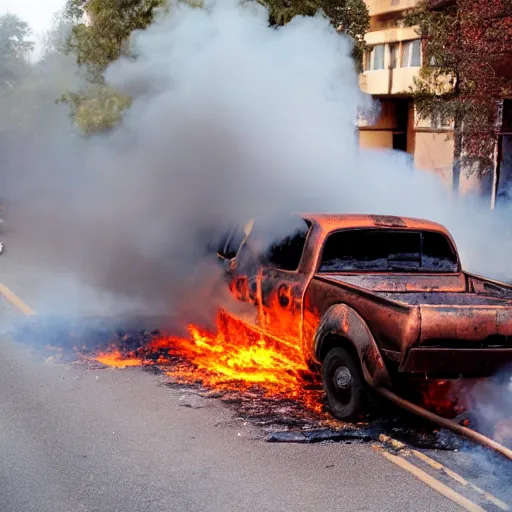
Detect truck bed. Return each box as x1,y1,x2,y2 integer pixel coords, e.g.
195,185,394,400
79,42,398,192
313,274,512,376
376,292,512,307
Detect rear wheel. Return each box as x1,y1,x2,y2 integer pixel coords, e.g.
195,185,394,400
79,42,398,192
322,346,367,421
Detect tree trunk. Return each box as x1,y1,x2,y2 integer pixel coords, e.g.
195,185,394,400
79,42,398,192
452,113,463,194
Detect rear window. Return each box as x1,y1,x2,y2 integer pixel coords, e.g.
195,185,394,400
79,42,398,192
319,229,459,273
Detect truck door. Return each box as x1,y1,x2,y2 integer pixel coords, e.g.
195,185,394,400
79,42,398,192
256,219,312,343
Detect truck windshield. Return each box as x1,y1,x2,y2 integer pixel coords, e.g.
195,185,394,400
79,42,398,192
319,228,459,273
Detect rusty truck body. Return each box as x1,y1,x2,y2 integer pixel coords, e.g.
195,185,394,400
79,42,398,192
215,213,512,420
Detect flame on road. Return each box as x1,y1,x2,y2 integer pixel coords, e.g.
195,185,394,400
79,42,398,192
95,309,323,412
96,350,143,368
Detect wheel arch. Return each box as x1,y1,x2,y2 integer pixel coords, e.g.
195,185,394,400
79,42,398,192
314,303,392,389
318,333,359,366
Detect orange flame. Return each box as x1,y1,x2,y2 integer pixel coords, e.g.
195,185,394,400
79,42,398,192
95,308,323,413
95,349,142,368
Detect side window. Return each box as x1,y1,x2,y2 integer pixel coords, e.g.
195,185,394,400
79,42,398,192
217,226,245,260
265,221,310,271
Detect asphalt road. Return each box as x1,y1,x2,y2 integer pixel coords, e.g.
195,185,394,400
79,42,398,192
0,230,510,512
1,337,466,512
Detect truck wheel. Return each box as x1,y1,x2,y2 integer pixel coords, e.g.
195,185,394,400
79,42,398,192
322,347,366,421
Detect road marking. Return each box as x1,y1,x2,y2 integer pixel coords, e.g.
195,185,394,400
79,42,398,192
373,445,486,512
410,449,510,511
0,283,37,316
379,435,510,511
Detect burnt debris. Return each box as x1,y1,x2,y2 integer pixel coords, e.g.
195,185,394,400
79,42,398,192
5,315,490,452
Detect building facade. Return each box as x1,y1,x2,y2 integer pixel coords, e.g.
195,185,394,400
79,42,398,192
358,0,456,188
358,0,512,204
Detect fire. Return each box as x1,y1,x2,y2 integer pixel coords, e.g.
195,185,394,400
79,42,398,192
96,349,142,368
94,267,324,413
416,380,464,418
95,308,323,413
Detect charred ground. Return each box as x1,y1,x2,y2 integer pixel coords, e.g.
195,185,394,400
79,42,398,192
9,315,478,452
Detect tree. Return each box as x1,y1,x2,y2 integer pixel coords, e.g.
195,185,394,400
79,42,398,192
0,13,34,89
406,0,512,191
60,0,167,134
259,0,370,72
64,0,167,81
59,85,132,136
0,14,35,138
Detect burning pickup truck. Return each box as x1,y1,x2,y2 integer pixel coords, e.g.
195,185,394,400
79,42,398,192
215,214,512,420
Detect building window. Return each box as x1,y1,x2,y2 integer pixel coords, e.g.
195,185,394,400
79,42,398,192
402,39,422,67
373,44,385,70
364,44,386,71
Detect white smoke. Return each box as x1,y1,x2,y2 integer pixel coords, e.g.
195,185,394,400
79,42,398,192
3,0,512,321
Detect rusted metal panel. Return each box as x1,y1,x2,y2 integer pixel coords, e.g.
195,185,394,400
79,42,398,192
303,213,455,242
225,212,512,384
419,306,500,341
401,348,512,375
305,275,420,356
310,302,393,388
322,273,466,293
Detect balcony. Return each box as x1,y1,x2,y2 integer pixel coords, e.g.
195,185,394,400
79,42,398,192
366,0,420,17
360,67,420,95
365,26,419,45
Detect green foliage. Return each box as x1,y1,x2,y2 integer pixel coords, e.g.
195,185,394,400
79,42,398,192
59,85,132,136
61,0,168,133
259,0,370,72
260,0,318,24
0,13,34,89
0,13,35,137
64,0,167,82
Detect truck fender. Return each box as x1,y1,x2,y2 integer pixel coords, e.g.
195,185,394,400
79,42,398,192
313,304,391,389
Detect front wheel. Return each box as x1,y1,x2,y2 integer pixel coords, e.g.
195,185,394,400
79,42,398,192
322,346,367,421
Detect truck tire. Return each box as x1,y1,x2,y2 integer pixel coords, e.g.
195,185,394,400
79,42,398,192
322,346,367,421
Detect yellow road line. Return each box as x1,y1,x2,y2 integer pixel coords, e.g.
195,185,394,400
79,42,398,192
374,445,486,512
411,449,510,511
379,435,509,511
0,283,37,316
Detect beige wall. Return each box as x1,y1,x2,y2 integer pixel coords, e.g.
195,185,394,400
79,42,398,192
414,132,454,187
359,130,393,149
365,0,420,17
459,171,494,197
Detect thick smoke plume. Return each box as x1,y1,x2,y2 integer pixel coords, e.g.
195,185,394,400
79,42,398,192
2,0,512,323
